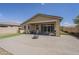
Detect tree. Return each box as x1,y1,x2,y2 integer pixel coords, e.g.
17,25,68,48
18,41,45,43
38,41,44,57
74,15,79,25
74,15,79,31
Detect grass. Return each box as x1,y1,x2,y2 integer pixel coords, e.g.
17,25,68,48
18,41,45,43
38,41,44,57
0,33,21,39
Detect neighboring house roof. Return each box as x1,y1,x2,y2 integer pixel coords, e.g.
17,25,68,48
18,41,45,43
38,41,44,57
21,13,63,25
0,22,20,26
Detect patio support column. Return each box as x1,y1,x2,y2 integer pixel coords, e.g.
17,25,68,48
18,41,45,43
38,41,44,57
26,24,29,33
55,20,60,37
39,24,41,33
46,25,48,33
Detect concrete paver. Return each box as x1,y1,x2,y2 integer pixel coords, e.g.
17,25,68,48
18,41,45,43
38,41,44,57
0,34,79,55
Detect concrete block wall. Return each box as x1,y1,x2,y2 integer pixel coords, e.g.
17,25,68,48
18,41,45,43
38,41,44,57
0,27,18,35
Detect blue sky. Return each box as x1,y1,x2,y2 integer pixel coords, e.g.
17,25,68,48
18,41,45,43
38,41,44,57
0,3,79,26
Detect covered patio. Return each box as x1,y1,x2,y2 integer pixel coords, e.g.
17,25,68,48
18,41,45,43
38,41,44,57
21,13,62,37
25,20,60,36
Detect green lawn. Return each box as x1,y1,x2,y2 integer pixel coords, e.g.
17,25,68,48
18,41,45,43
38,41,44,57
0,33,21,39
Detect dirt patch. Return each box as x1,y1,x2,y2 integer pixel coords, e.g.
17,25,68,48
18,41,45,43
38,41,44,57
0,47,13,55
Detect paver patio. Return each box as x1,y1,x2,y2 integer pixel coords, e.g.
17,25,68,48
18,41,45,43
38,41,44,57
0,34,79,55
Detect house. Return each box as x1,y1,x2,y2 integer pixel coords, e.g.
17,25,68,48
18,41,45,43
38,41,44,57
21,13,63,36
0,22,20,34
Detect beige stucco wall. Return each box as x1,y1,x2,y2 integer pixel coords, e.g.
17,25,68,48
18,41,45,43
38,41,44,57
55,19,60,36
0,26,19,35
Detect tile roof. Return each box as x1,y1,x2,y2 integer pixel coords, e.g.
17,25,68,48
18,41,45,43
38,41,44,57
21,13,63,25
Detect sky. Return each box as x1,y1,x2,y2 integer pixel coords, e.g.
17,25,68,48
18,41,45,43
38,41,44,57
0,3,79,26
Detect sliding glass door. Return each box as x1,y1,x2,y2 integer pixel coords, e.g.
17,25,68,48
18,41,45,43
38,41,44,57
41,24,54,34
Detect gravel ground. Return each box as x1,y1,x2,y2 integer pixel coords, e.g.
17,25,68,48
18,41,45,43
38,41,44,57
0,47,12,55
